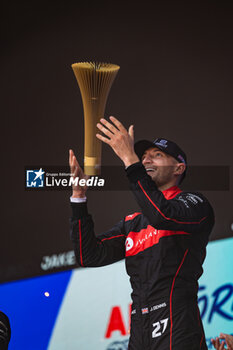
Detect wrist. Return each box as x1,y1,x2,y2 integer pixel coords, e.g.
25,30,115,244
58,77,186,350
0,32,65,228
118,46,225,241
71,191,86,198
123,154,140,167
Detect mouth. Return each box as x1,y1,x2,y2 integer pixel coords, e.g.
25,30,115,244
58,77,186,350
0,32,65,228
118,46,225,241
145,168,156,173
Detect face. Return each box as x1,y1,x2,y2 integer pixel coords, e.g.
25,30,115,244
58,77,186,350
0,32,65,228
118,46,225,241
141,147,179,188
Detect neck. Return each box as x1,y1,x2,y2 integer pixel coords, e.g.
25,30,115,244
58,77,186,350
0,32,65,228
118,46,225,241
158,181,178,192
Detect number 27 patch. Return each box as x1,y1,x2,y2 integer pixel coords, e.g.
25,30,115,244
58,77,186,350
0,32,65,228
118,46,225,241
152,318,169,338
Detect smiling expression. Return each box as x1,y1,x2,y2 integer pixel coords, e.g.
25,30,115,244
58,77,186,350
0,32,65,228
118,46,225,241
141,147,180,188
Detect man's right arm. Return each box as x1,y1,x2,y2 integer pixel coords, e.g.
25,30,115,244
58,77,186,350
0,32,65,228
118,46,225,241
69,149,126,267
70,201,126,267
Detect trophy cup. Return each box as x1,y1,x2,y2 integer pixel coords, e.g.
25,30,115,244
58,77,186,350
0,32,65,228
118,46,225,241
71,62,120,175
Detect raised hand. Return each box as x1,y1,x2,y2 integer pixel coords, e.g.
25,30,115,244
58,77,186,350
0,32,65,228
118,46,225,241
96,116,139,167
211,337,226,350
69,149,89,198
220,334,233,350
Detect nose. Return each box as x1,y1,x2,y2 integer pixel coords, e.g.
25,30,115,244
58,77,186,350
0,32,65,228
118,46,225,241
142,153,152,165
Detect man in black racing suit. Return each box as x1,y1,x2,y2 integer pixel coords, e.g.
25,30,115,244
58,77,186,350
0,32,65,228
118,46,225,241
69,116,215,350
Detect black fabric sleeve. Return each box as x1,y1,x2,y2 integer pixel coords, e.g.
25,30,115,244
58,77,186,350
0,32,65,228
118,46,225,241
70,202,126,267
126,162,215,233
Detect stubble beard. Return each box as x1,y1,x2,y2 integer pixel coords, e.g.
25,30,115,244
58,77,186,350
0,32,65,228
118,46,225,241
149,167,174,188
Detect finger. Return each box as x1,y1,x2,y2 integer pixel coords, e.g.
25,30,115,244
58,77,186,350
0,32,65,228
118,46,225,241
70,150,79,169
220,334,226,338
71,156,80,177
100,118,118,134
96,133,111,144
71,155,76,168
72,155,80,167
71,163,77,177
109,116,126,132
212,339,217,348
224,335,233,348
69,149,74,166
211,340,216,349
219,341,225,350
72,166,78,179
70,154,76,174
128,125,134,140
97,122,113,138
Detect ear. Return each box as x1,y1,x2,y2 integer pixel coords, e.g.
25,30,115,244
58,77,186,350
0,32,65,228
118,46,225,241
174,163,186,176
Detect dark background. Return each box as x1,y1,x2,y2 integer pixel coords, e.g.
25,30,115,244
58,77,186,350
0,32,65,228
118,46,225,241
1,1,232,283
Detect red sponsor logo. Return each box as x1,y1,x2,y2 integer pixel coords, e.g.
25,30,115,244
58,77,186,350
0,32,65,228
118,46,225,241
125,237,134,252
125,226,190,257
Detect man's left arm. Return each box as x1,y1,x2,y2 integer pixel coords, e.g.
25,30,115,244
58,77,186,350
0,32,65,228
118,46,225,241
126,162,215,233
96,116,214,233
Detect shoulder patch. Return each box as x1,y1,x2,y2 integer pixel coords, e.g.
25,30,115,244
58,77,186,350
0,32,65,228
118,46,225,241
176,195,190,208
186,193,204,204
125,212,141,222
177,192,204,208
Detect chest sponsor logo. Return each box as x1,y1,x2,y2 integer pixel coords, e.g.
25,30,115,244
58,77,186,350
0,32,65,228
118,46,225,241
125,226,189,256
125,225,158,256
125,237,134,252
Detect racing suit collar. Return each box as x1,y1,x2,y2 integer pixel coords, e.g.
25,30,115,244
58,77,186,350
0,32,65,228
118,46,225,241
162,186,181,200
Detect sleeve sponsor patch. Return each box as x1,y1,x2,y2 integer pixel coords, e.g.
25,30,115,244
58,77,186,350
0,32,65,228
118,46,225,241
125,212,141,222
177,193,204,208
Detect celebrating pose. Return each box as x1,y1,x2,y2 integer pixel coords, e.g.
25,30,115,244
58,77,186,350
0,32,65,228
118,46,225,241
69,116,214,350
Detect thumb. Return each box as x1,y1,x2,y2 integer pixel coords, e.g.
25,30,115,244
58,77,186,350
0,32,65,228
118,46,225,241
128,125,134,140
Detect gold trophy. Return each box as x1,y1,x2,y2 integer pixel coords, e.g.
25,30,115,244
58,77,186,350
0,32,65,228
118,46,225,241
71,62,120,175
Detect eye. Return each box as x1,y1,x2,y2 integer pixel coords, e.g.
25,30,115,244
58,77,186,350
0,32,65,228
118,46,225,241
153,152,162,157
